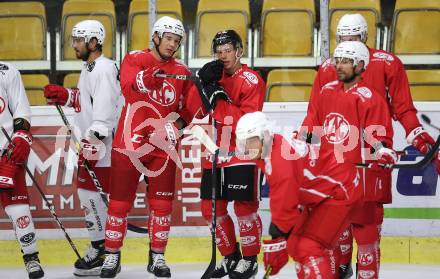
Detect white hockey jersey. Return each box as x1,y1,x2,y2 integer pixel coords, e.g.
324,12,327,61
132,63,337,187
69,55,122,167
0,62,31,150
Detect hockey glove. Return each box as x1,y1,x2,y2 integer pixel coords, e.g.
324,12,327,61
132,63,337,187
203,82,231,109
372,147,397,171
262,237,288,276
44,84,81,112
78,138,103,168
7,130,32,164
198,60,224,85
0,155,17,191
407,127,436,154
135,67,165,93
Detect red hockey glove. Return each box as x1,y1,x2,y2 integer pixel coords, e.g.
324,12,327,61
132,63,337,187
7,130,32,163
372,147,397,172
44,84,81,112
262,237,288,276
407,127,436,154
78,138,102,168
135,67,164,93
0,156,17,191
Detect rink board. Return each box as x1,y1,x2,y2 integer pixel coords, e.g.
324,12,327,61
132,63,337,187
0,103,439,241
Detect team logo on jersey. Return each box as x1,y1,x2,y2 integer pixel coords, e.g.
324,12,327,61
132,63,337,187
242,71,258,85
16,216,30,229
359,252,374,266
372,52,394,61
355,87,372,99
86,61,96,72
323,113,350,144
148,80,176,106
238,219,254,232
0,97,5,113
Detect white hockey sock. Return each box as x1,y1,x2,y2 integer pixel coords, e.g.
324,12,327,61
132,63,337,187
5,204,38,255
78,188,107,241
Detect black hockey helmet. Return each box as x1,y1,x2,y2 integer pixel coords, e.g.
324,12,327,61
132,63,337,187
212,30,243,53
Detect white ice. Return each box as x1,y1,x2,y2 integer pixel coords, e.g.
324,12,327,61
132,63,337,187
1,263,440,278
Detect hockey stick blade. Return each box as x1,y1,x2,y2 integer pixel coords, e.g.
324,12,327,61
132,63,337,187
263,265,273,279
421,114,440,132
55,105,148,234
356,134,440,169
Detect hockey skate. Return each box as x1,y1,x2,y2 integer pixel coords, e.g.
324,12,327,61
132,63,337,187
211,245,242,278
74,241,105,276
229,257,258,279
23,252,44,279
339,263,353,279
147,250,171,278
100,251,121,278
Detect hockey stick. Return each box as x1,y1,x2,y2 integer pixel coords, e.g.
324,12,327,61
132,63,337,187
421,114,440,132
263,266,273,279
155,73,194,81
55,105,148,234
356,134,440,169
1,126,84,262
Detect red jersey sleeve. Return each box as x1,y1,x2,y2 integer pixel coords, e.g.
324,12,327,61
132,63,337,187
177,79,206,124
212,74,265,125
385,55,420,136
267,135,302,234
120,51,143,100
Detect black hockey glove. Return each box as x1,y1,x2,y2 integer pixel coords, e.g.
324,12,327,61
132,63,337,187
268,222,291,239
203,82,231,109
198,60,224,85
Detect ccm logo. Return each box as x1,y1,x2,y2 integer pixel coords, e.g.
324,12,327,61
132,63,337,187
228,184,248,190
263,241,287,252
0,176,13,185
106,230,123,240
156,192,173,196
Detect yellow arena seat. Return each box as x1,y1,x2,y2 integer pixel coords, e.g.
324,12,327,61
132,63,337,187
128,0,182,52
266,69,316,102
406,70,440,101
61,0,116,60
329,0,381,52
261,0,315,57
63,73,81,88
0,2,46,60
391,0,440,55
22,74,49,106
196,0,250,58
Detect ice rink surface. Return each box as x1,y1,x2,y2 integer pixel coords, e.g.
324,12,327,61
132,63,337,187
2,263,440,279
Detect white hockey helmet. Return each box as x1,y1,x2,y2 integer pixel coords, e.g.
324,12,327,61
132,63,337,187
236,112,271,142
72,20,105,45
152,16,185,40
336,14,368,43
333,41,370,69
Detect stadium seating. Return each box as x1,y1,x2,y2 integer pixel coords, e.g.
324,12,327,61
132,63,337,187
22,74,49,106
127,0,183,53
390,0,440,64
0,1,50,70
63,73,81,88
406,70,440,101
59,0,117,70
329,0,381,51
266,69,316,102
189,0,251,67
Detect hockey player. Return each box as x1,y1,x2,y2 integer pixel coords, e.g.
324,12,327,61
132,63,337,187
302,14,440,278
100,16,202,278
43,20,121,276
0,62,44,279
300,40,397,278
197,30,265,279
236,111,362,279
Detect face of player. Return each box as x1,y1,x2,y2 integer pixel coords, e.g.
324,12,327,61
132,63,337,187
71,37,90,61
334,57,356,82
241,136,263,160
154,32,181,60
338,35,362,42
215,43,242,74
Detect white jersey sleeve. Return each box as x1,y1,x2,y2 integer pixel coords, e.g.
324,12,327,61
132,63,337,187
0,62,31,149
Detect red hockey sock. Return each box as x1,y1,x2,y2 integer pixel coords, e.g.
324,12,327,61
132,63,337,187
237,213,262,256
338,226,354,265
105,200,131,252
215,215,238,256
148,199,172,253
357,242,380,279
293,237,333,279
